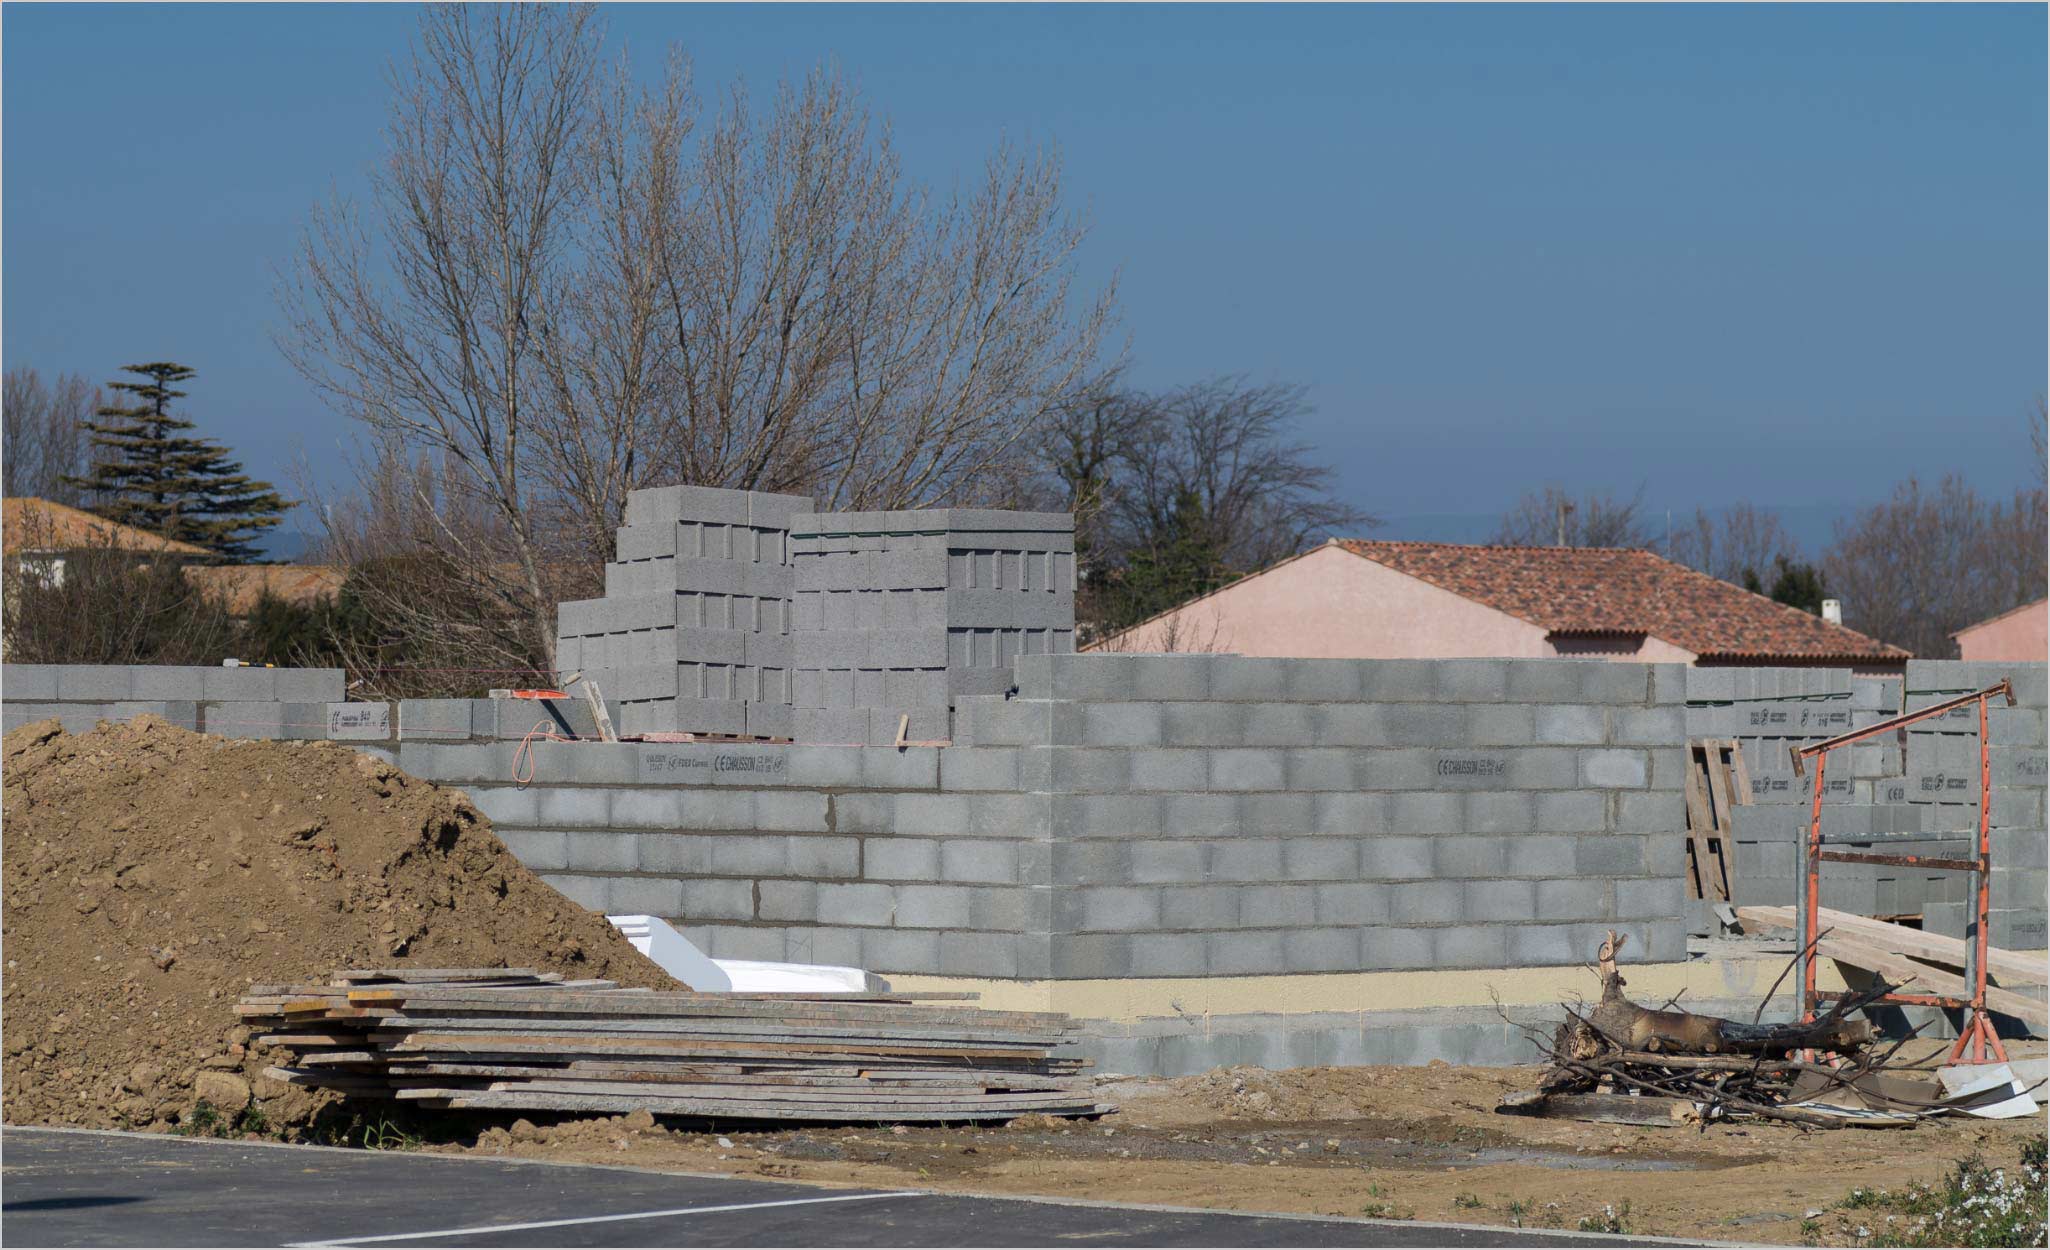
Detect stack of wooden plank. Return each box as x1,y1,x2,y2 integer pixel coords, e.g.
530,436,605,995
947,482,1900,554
1737,906,2048,1029
241,969,1108,1123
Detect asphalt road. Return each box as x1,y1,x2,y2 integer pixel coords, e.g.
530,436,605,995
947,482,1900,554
1,1127,1706,1248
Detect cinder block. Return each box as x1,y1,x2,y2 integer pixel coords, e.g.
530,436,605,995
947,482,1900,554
1208,748,1287,791
863,838,938,881
861,747,939,790
58,665,136,701
1239,792,1315,835
1240,884,1316,927
1049,933,1132,978
1612,705,1685,747
1536,878,1609,921
543,874,610,912
1467,879,1538,921
1391,880,1463,923
1616,876,1685,920
496,829,570,871
1286,928,1362,972
1536,705,1607,745
1129,933,1208,976
1534,791,1605,833
1160,793,1239,837
275,668,346,702
1433,926,1509,968
1,665,58,699
894,884,973,929
1387,791,1462,835
1285,749,1356,791
1129,841,1207,884
794,708,869,745
1207,658,1293,702
399,699,475,740
817,882,896,926
940,839,1018,884
1470,705,1536,747
1314,792,1387,835
1130,655,1211,701
1466,792,1535,835
1204,930,1287,976
1282,838,1359,880
1160,885,1239,928
1358,927,1434,970
1579,748,1649,789
1617,790,1685,833
565,830,640,871
611,876,687,917
1572,834,1645,877
1160,703,1247,748
1314,882,1390,925
129,667,205,701
538,788,613,828
1207,838,1285,882
1360,836,1434,880
752,790,829,833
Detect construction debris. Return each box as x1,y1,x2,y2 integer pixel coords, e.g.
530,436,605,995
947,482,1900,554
242,969,1110,1124
1500,930,1943,1129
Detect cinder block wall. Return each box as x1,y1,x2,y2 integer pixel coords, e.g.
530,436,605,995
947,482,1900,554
1,664,345,736
400,655,1690,979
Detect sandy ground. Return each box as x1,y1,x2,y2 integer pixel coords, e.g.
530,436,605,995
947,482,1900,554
408,1045,2047,1246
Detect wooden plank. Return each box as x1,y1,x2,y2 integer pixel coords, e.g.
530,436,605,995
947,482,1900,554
1737,906,2046,987
1727,738,1754,806
400,1088,1108,1121
1810,935,2047,1028
1703,741,1737,900
1680,743,1715,900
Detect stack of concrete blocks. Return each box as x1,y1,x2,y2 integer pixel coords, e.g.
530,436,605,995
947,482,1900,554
787,510,1075,746
554,486,814,740
0,664,345,737
1905,661,2048,953
1683,667,1969,930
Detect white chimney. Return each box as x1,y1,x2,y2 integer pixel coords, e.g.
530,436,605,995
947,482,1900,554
1821,599,1842,625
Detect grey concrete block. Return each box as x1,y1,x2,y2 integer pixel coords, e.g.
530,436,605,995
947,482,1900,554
128,666,206,701
756,881,818,923
1537,878,1609,921
1465,792,1535,835
1048,933,1132,978
1206,838,1285,882
941,747,1019,792
1617,790,1685,833
817,882,895,927
275,668,346,702
1286,928,1362,972
1432,660,1511,702
1160,885,1239,929
940,839,1018,884
784,836,860,877
1205,930,1287,975
565,830,641,871
1129,655,1213,701
1051,794,1162,840
1060,886,1157,932
610,876,687,917
1360,836,1435,879
1206,658,1293,702
863,838,938,881
1282,838,1359,880
399,699,475,740
1,665,58,699
1077,702,1164,747
1160,793,1239,837
1129,841,1207,884
1536,705,1607,746
891,793,972,837
1207,748,1286,791
1616,877,1685,921
1359,927,1434,970
1285,748,1356,791
1242,703,1317,746
51,665,134,701
1391,880,1463,923
1238,792,1315,834
1573,834,1646,876
496,829,570,871
1124,749,1206,792
1470,704,1536,747
1580,748,1649,789
1159,702,1247,748
752,790,828,833
1128,933,1208,976
1313,882,1391,925
894,884,974,929
1434,926,1510,968
1531,791,1602,834
1314,792,1387,835
1240,884,1316,927
1506,834,1574,878
1284,659,1364,704
543,874,611,911
861,747,939,790
1466,878,1539,921
1612,705,1685,747
1387,791,1462,835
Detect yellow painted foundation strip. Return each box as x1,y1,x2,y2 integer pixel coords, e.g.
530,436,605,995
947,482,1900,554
885,950,2050,1021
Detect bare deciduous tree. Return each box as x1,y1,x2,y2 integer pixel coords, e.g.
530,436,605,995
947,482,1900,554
2,368,96,503
1034,373,1371,640
278,5,1113,672
1823,473,2047,657
1492,485,1654,548
1664,502,1803,586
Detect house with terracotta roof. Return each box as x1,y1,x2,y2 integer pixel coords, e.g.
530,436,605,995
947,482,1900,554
1953,598,2046,664
1094,539,1910,674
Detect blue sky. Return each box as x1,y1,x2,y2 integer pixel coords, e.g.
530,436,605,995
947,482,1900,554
4,4,2043,549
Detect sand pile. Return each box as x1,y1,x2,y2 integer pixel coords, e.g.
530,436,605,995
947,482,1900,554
1,715,672,1133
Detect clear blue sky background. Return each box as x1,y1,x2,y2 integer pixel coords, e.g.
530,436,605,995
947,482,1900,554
5,3,2043,552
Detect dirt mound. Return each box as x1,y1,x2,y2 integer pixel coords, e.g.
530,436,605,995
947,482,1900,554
1110,1062,1492,1126
1,715,673,1133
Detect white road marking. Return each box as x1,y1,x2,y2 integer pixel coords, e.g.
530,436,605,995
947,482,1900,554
289,1190,925,1247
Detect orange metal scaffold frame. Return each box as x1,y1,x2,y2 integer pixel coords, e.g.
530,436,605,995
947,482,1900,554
1787,678,2015,1064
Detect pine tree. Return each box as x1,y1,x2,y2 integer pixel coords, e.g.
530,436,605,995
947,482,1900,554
63,362,291,562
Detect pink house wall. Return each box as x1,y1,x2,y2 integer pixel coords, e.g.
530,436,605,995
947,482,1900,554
1956,600,2047,663
1103,544,1698,663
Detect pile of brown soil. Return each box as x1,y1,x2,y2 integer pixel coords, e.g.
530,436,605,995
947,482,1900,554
1,716,672,1133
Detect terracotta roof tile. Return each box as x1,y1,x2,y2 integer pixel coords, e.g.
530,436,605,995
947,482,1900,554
1336,540,1907,662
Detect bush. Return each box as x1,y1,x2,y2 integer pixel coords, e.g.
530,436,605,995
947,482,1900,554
1835,1140,2046,1248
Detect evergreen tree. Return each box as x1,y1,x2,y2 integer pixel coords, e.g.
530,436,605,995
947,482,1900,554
64,362,291,562
1105,489,1232,632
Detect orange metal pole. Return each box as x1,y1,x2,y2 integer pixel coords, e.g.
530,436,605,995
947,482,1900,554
1800,752,1826,1026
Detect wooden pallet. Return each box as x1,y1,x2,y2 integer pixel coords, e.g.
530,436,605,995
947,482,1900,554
241,969,1107,1125
1682,738,1748,902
